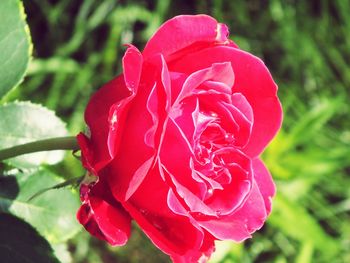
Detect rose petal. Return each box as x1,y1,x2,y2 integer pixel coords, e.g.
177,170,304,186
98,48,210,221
78,196,131,246
170,234,215,263
197,181,267,242
175,62,234,104
252,158,276,214
200,148,252,216
160,121,252,217
220,101,253,147
108,55,173,201
202,80,232,94
231,93,253,123
80,46,143,172
143,15,234,60
159,118,208,203
81,76,129,171
77,179,131,246
108,46,143,158
122,44,143,93
76,132,95,173
169,46,282,157
164,166,216,216
120,166,205,260
145,54,171,148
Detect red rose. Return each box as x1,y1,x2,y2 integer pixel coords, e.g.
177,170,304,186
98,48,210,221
77,15,282,262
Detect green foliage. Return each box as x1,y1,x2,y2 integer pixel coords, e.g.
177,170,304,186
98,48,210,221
0,101,68,168
269,195,338,258
0,213,59,263
0,0,32,99
0,168,80,243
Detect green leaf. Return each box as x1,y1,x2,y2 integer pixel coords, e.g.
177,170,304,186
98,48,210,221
0,168,81,243
0,101,68,168
0,213,59,263
0,0,32,99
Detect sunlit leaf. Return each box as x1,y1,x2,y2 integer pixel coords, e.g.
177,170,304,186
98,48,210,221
0,0,32,98
0,168,80,243
0,101,68,168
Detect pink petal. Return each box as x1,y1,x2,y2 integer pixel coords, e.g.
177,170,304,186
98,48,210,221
106,150,155,202
200,149,252,216
76,179,131,246
76,133,96,173
122,44,143,93
90,197,130,245
231,93,253,124
143,15,234,61
220,101,252,147
165,167,216,216
107,55,173,201
170,234,215,263
252,158,276,214
161,121,252,218
159,118,206,203
175,62,234,105
145,54,171,148
108,46,143,158
193,94,239,136
169,46,282,157
81,75,130,171
80,47,143,172
121,166,206,260
197,181,267,242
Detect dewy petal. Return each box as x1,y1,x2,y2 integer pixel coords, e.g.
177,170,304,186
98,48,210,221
159,118,206,201
205,168,250,216
120,166,205,261
108,45,143,158
169,46,282,157
220,101,253,147
76,132,95,173
76,178,131,246
77,198,131,246
231,93,253,124
122,44,143,93
197,180,267,242
252,158,276,214
175,62,234,105
107,54,173,201
164,166,216,216
143,15,230,60
145,54,171,149
106,147,155,202
80,46,143,172
167,189,215,263
215,23,230,42
81,75,130,172
201,148,253,216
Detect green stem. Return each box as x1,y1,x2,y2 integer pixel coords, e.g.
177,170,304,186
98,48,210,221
0,136,80,161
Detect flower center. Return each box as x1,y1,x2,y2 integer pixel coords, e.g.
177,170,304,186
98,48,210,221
192,110,239,201
194,111,236,164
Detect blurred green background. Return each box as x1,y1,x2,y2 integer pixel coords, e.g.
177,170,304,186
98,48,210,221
5,0,350,262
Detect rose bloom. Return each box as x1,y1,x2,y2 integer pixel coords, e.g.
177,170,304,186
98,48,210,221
77,15,282,262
